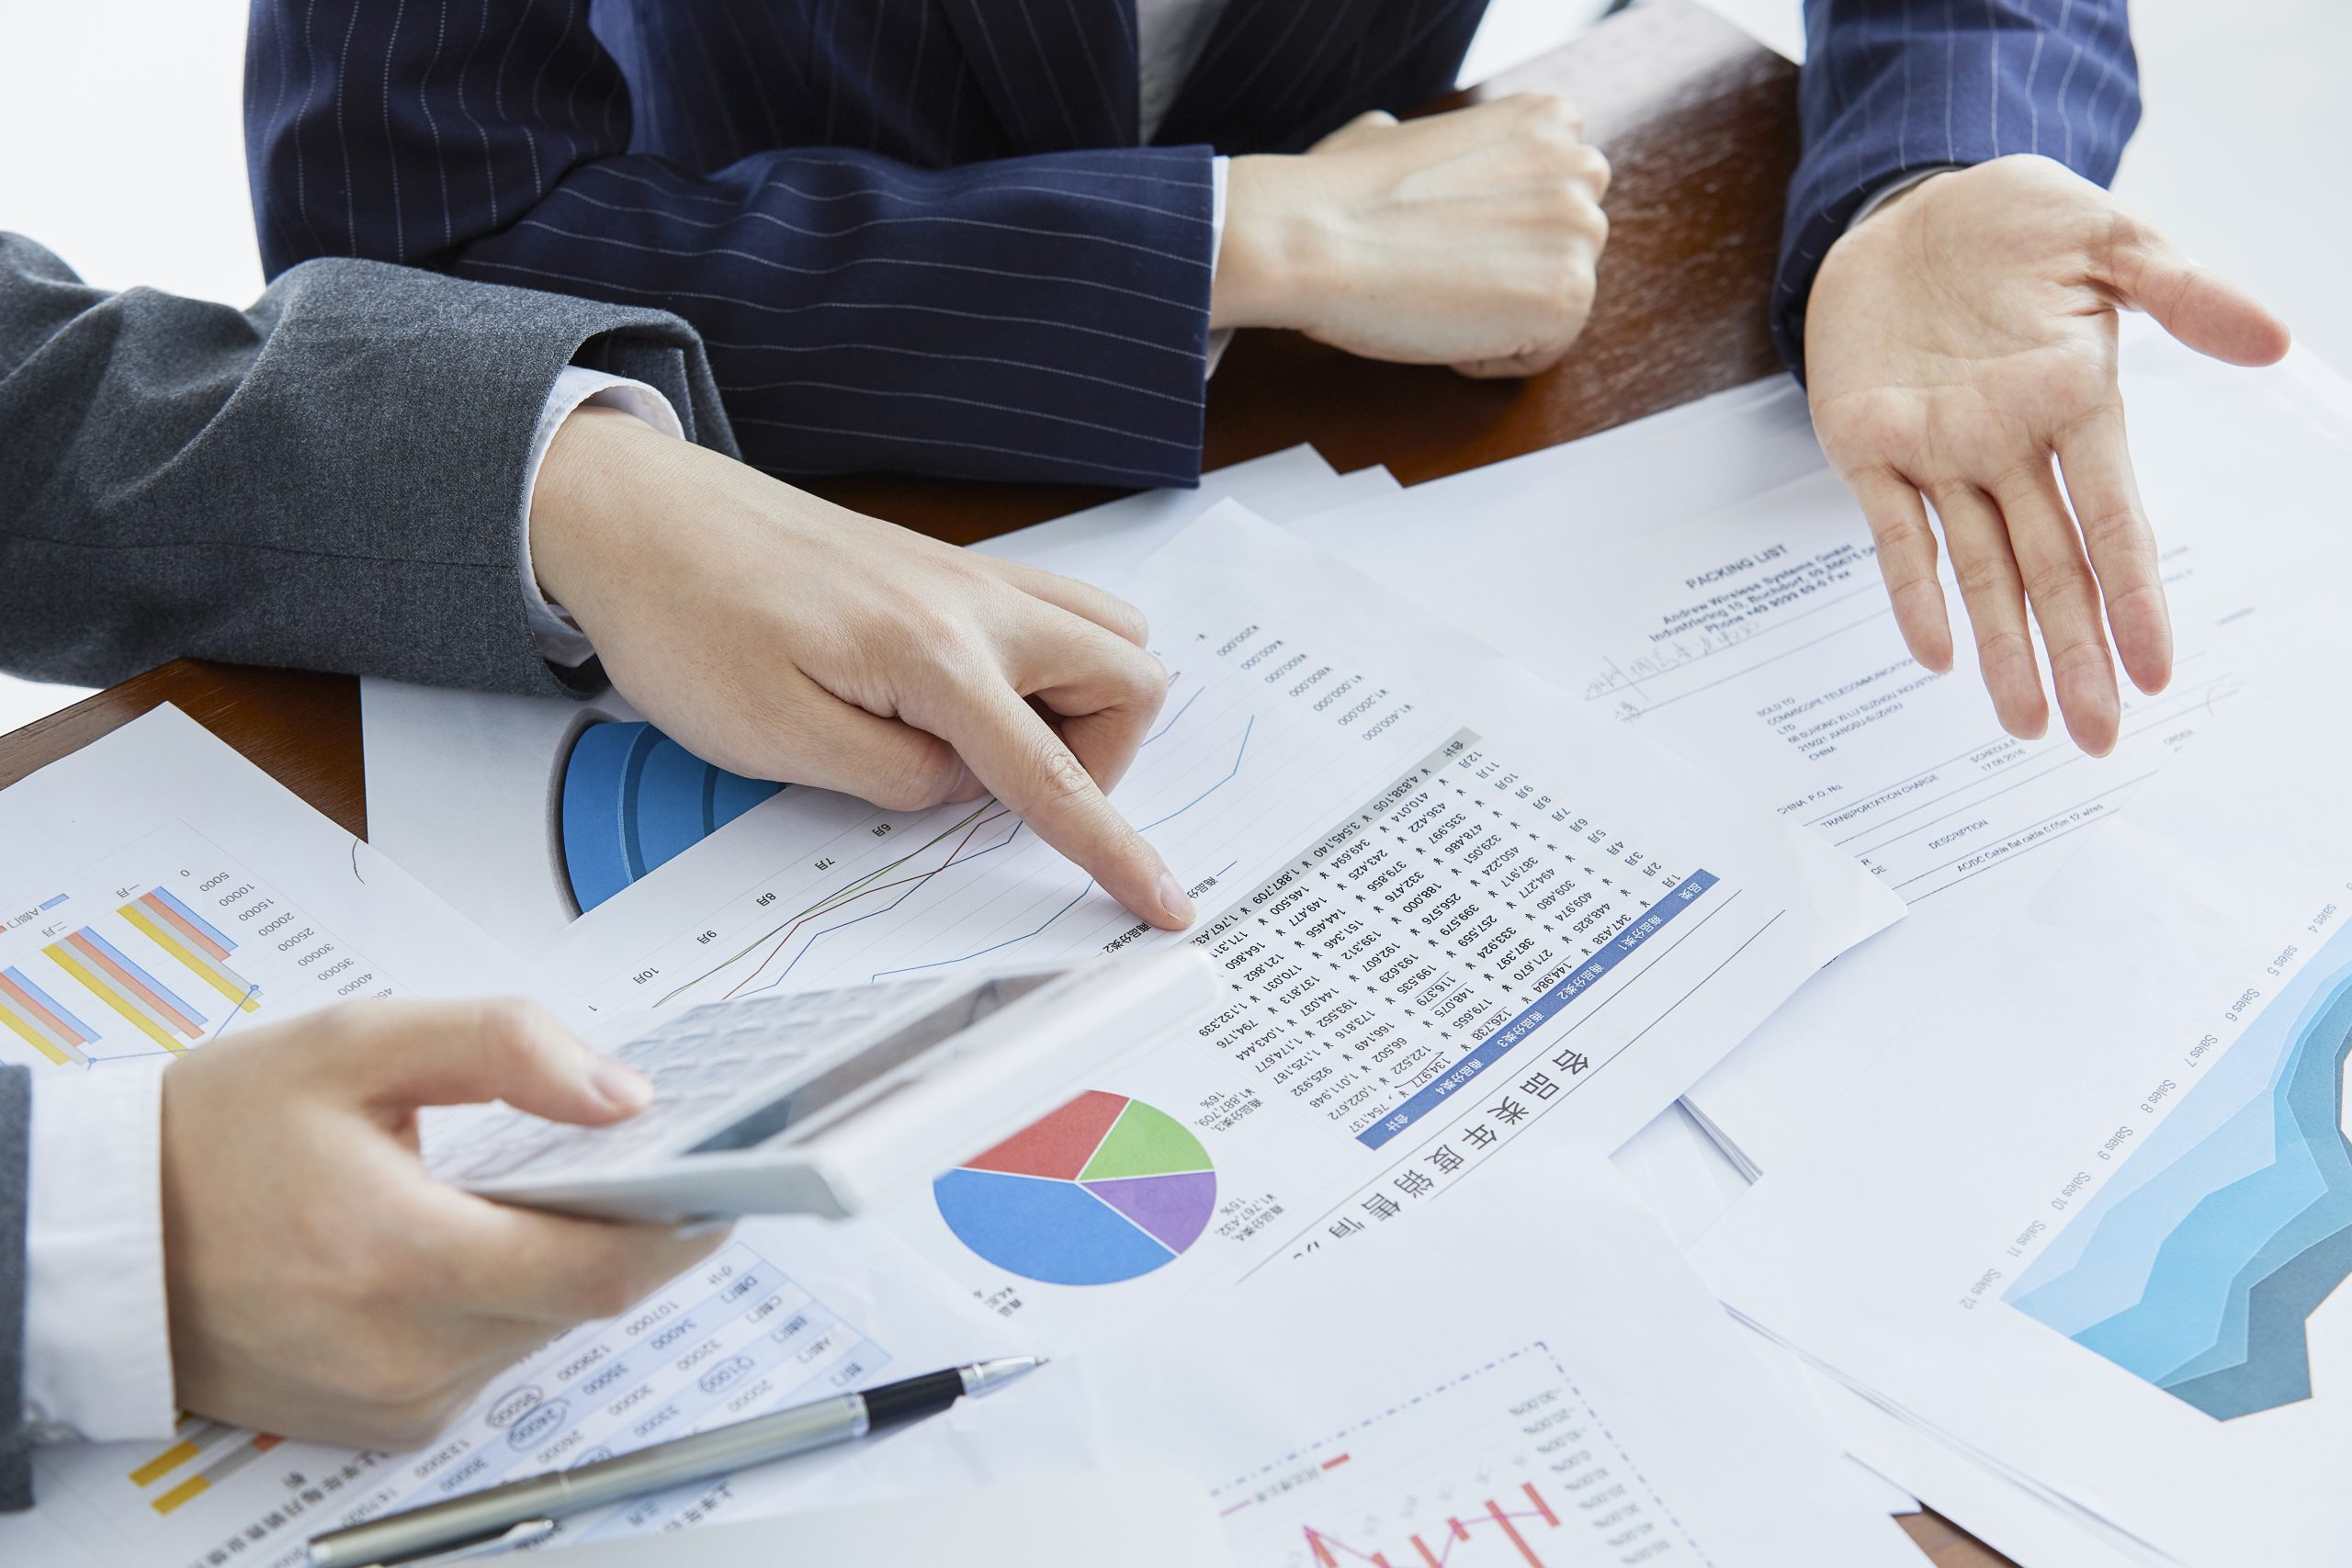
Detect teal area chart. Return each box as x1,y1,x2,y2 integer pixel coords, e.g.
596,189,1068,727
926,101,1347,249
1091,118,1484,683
2005,920,2352,1420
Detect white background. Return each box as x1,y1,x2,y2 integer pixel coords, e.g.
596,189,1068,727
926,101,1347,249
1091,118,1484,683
0,0,2339,732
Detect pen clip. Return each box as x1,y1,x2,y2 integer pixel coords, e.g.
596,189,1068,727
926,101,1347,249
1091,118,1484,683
347,1517,560,1568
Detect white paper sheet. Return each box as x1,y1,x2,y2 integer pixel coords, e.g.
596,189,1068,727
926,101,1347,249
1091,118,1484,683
0,709,1013,1568
1608,1100,1749,1252
0,705,537,1075
759,1147,1922,1568
1694,624,2352,1566
537,502,1899,1350
541,1469,1232,1568
1291,332,2352,1177
360,447,1364,950
14,1219,1009,1568
1805,1371,2160,1567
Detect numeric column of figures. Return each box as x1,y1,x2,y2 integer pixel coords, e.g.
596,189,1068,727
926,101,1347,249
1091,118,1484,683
1192,731,1681,1144
142,1243,888,1568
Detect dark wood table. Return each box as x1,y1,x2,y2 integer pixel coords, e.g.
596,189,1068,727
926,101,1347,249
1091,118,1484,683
0,6,2012,1562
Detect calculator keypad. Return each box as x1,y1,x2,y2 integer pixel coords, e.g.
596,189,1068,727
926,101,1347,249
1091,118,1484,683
430,977,947,1183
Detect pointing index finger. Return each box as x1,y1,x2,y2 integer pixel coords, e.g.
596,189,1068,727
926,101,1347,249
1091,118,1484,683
933,681,1194,931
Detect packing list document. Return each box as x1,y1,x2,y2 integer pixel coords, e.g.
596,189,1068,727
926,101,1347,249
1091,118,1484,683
0,713,1007,1568
542,504,1900,1345
1694,630,2352,1568
1292,332,2352,1174
757,1148,1922,1568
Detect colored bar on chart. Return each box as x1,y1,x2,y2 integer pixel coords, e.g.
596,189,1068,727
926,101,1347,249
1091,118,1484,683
0,965,92,1066
128,1416,232,1487
38,895,67,910
45,931,199,1050
121,897,258,1012
69,928,204,1033
1485,1496,1548,1568
144,887,234,956
152,1433,282,1515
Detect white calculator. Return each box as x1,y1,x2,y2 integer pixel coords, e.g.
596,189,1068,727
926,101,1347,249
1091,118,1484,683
429,950,1216,1224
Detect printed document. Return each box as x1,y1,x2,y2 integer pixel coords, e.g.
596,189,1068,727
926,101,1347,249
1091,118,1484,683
780,1147,1924,1568
0,705,526,1074
1695,626,2352,1567
0,712,1007,1568
540,504,1900,1347
1292,332,2352,1173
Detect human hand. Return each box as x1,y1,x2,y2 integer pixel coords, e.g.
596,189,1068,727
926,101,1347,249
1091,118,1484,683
1213,94,1612,378
161,999,726,1450
1804,155,2290,754
529,412,1194,929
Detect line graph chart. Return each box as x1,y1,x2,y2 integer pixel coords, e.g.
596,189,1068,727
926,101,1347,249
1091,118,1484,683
1211,1346,1705,1568
564,574,1723,1206
638,679,1254,1007
577,638,1368,1019
870,716,1254,983
1302,1480,1563,1567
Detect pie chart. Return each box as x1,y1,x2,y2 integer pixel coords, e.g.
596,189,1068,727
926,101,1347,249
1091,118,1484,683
933,1090,1216,1286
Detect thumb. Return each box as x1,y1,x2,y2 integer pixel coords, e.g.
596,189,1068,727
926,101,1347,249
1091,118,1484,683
336,999,652,1126
2112,231,2292,367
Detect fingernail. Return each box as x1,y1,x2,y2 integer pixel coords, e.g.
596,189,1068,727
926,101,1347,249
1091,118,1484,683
1157,870,1196,929
593,1062,652,1113
673,1216,732,1241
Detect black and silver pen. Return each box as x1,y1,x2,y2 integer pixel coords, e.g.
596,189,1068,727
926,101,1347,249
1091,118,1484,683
303,1355,1046,1568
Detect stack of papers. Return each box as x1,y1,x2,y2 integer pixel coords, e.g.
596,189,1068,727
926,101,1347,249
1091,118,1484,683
776,1145,1923,1568
1696,631,2352,1565
3,470,1908,1564
10,319,2351,1568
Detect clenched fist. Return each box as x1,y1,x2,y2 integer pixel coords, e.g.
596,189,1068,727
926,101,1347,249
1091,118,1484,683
1213,94,1613,378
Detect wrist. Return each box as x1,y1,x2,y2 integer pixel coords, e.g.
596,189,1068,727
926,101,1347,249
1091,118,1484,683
526,405,678,632
1209,155,1331,331
1848,169,1956,243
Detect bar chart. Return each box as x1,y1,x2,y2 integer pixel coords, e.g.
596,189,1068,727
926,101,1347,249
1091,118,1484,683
0,822,387,1070
1213,1346,1705,1568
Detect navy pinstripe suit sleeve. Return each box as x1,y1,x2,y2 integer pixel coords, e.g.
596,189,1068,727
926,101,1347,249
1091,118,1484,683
1775,0,2142,373
245,0,1216,489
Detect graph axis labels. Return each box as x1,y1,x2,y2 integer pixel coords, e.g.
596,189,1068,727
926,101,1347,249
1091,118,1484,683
935,1091,1216,1287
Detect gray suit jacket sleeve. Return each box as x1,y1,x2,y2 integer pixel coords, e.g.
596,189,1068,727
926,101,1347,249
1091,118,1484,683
0,232,738,695
2,1066,29,1512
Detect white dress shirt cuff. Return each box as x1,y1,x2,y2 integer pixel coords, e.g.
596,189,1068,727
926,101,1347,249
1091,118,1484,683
25,1059,175,1443
1848,165,1962,231
1205,155,1235,378
518,367,685,669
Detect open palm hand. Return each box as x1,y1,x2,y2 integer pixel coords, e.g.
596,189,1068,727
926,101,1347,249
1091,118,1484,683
1804,155,2290,754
